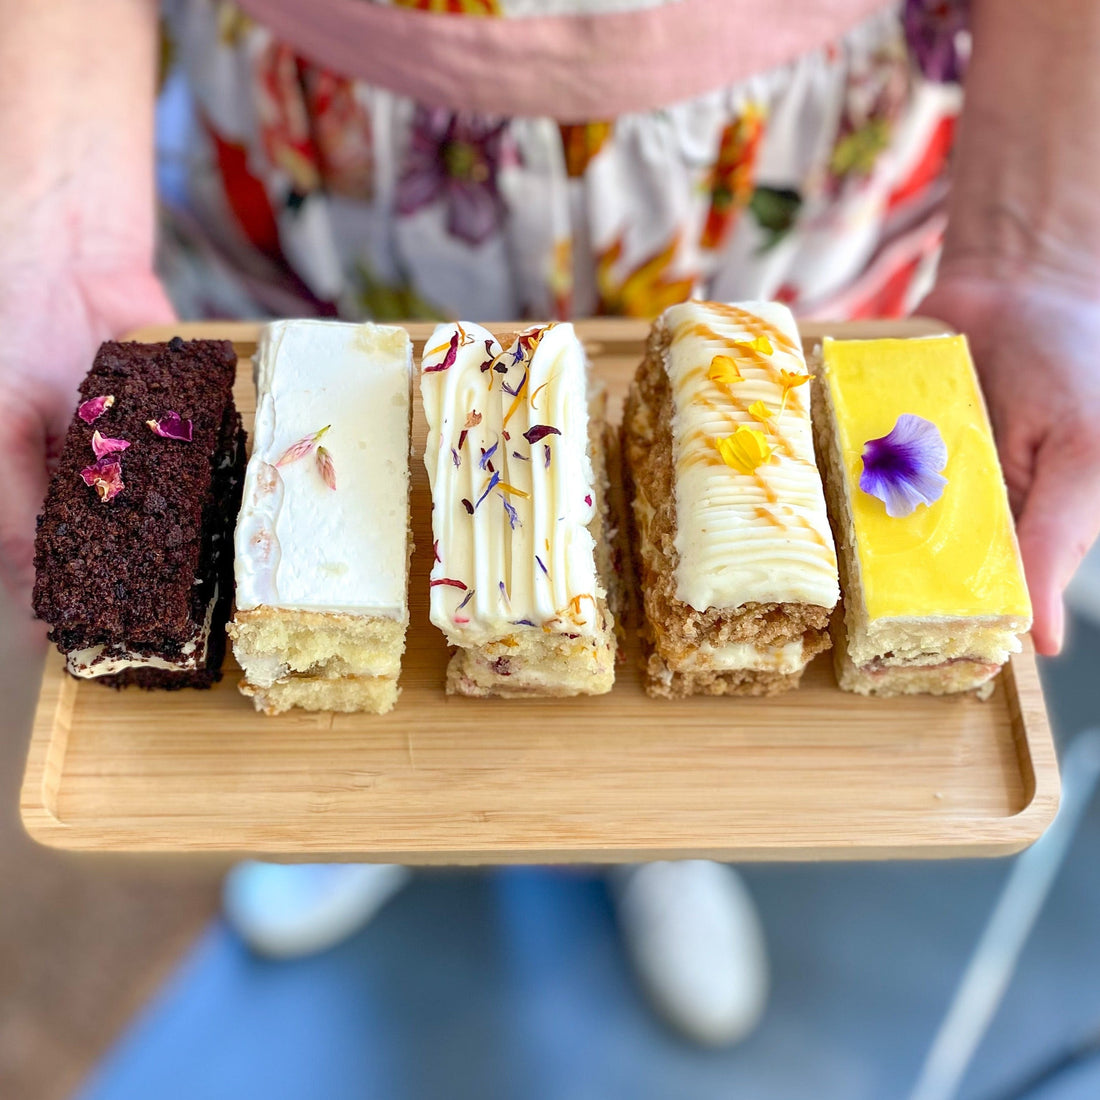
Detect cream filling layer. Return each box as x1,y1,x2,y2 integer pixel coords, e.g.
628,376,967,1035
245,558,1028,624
670,638,807,675
66,588,218,679
422,322,603,648
663,300,839,614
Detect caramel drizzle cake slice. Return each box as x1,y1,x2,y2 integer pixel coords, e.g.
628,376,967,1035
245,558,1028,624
421,321,617,697
813,335,1032,697
229,320,413,715
623,300,839,697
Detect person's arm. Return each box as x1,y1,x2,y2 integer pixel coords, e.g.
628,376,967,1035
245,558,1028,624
922,0,1100,656
0,0,174,594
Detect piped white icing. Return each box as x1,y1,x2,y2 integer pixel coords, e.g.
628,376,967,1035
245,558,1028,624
234,320,411,617
421,322,602,647
664,301,839,613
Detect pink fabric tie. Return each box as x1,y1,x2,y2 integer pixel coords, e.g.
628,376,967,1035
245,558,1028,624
236,0,889,122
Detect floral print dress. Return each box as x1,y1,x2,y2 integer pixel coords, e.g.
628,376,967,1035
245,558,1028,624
159,0,968,324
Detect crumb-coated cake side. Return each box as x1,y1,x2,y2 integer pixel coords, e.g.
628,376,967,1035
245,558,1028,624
623,301,838,698
32,337,245,688
229,320,413,715
813,335,1032,697
422,321,617,698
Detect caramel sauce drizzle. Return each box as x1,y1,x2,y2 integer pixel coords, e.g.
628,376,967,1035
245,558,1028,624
753,504,835,559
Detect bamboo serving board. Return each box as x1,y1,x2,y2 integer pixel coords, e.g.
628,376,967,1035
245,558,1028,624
21,318,1059,863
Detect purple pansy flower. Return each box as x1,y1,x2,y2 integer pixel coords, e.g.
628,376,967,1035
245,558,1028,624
859,413,948,518
903,0,971,84
396,106,508,246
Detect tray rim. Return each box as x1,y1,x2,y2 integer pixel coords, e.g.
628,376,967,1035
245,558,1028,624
19,318,1060,863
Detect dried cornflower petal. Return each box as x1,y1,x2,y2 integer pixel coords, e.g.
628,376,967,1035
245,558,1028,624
316,445,336,490
78,395,115,423
500,494,520,529
91,430,130,458
146,411,194,441
859,414,948,518
275,425,329,466
80,455,124,502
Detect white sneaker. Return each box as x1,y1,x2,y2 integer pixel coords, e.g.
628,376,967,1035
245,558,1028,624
222,862,411,959
612,861,769,1047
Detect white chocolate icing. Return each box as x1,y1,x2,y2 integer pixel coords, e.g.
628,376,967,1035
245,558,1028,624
67,588,218,678
234,321,412,618
421,322,602,647
663,301,839,613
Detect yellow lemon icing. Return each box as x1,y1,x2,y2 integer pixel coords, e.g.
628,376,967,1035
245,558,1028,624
821,335,1031,622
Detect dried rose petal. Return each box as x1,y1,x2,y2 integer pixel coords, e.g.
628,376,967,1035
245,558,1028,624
316,445,336,491
146,411,193,441
430,577,468,590
275,425,329,467
79,455,124,502
424,331,459,373
464,410,482,429
523,424,561,445
91,430,130,459
78,395,115,423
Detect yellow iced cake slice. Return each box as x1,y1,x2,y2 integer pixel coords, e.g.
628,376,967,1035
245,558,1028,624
813,334,1032,697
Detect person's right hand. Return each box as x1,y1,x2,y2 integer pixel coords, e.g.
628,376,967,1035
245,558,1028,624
0,257,175,597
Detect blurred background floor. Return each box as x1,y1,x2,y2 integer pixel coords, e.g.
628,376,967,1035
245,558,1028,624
0,603,1090,1100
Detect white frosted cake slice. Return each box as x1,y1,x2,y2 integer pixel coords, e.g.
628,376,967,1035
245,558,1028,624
622,300,839,697
229,320,413,714
421,321,617,697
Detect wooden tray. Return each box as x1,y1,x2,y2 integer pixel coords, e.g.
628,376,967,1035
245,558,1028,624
20,319,1059,863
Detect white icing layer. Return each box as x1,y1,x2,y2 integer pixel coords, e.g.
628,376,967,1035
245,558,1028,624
421,322,602,647
235,321,412,618
67,588,218,678
664,301,839,613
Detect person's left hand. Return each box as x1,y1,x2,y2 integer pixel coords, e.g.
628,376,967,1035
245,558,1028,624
920,268,1100,655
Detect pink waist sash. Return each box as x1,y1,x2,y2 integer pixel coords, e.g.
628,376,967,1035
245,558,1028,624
235,0,889,122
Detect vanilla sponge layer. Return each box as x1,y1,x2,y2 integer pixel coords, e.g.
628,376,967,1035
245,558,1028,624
240,674,399,716
228,608,406,687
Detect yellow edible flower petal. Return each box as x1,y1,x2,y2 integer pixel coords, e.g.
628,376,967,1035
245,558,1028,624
748,400,773,423
779,369,813,391
736,335,774,356
707,354,743,385
714,426,773,474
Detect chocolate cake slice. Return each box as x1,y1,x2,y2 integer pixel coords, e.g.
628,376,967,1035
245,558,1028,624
33,337,246,688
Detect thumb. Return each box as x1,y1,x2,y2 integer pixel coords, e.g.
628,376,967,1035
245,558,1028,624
1015,435,1100,656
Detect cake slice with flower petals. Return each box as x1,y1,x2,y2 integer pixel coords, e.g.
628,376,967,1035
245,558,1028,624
622,301,839,698
32,338,245,687
421,321,617,697
229,320,413,714
812,334,1032,696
